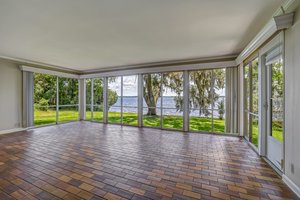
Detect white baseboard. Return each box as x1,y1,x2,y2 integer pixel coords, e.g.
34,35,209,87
0,128,27,135
283,174,300,198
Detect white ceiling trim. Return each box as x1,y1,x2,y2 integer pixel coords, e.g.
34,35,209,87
0,55,81,74
79,60,236,79
20,65,79,79
83,55,237,74
236,0,297,64
235,19,277,65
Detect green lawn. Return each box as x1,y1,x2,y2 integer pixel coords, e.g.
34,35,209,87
34,109,79,125
251,120,283,147
88,112,226,132
34,110,226,132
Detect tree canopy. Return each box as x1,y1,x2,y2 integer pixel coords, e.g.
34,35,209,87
142,70,225,117
34,74,118,111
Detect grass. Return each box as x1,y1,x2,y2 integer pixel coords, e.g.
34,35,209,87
34,109,79,125
34,110,226,132
87,112,226,132
250,120,283,147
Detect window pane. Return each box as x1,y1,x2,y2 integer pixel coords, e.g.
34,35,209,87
212,69,226,133
252,58,259,114
271,61,283,142
143,73,162,128
244,58,260,148
33,73,57,126
251,114,259,147
244,64,250,138
122,75,138,126
162,72,183,130
244,64,250,112
58,77,79,123
108,77,121,123
189,70,213,132
86,79,92,121
93,78,104,122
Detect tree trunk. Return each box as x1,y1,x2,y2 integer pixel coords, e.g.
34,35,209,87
147,107,157,115
143,74,160,116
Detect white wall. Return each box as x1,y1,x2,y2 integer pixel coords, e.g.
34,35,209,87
284,5,300,190
0,59,22,131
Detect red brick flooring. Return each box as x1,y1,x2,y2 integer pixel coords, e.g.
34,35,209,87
0,122,298,200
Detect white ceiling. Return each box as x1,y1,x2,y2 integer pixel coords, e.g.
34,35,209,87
0,0,285,71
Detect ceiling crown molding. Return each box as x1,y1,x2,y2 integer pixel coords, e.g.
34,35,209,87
0,55,81,74
20,65,79,79
83,55,237,74
79,60,236,79
236,0,298,65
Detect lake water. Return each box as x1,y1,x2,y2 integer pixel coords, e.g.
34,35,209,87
109,96,225,117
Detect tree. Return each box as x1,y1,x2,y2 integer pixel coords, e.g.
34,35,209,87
143,74,162,115
58,78,78,106
142,70,225,117
185,69,225,115
34,73,57,106
86,78,118,110
155,70,225,116
34,74,118,111
272,62,283,97
107,90,118,110
143,72,184,115
218,100,225,120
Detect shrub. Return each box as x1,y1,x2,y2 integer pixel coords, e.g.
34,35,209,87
218,100,225,120
37,98,49,111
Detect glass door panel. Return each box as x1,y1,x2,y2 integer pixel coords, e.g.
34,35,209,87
58,77,79,123
212,69,226,133
93,78,104,122
189,70,213,132
162,72,183,130
85,79,92,121
108,77,121,123
122,75,138,126
33,73,57,126
270,61,283,142
243,58,259,148
143,73,162,128
266,57,284,171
